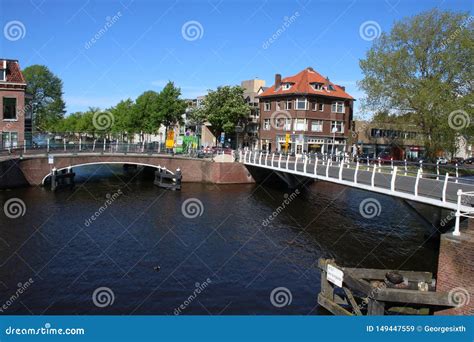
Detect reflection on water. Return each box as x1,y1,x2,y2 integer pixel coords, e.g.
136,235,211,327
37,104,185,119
0,165,438,314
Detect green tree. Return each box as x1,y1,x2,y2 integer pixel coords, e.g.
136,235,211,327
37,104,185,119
23,65,66,132
359,9,474,157
110,99,135,135
200,86,250,137
156,81,186,129
133,91,161,137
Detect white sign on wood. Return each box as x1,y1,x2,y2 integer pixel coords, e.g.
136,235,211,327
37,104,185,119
327,264,344,288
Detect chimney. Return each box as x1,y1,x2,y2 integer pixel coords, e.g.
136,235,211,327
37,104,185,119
275,73,281,90
339,85,345,91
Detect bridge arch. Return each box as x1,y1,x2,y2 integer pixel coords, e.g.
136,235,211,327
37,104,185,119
41,161,175,185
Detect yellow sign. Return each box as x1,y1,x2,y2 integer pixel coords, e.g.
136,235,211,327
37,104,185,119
166,130,175,148
284,134,290,152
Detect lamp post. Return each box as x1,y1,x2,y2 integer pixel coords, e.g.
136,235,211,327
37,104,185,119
235,124,243,150
331,126,337,160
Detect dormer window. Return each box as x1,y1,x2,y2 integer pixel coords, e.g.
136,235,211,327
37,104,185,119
327,84,335,91
282,83,292,90
312,83,323,91
0,70,5,81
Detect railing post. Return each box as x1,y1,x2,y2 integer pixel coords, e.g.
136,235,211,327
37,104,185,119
414,168,421,196
390,166,398,192
243,150,247,163
314,156,318,176
338,161,343,180
47,138,50,152
326,160,330,178
103,138,106,152
404,159,407,176
442,173,449,202
371,164,376,188
294,156,298,171
286,155,289,169
304,157,307,173
265,152,268,166
378,157,381,170
271,153,275,167
278,154,282,168
79,136,82,151
354,161,359,184
436,161,440,181
455,163,459,183
23,141,26,154
92,139,96,152
419,160,423,178
239,150,243,162
453,189,462,236
259,152,262,165
64,138,67,152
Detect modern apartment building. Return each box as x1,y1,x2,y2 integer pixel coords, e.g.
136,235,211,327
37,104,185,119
0,59,28,149
257,67,354,154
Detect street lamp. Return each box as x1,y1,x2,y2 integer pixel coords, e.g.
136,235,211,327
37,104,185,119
331,126,338,159
235,124,243,150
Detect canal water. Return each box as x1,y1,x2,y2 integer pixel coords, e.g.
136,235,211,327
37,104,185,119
0,165,439,315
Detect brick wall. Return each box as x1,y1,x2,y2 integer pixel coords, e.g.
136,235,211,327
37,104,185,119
0,88,26,145
436,219,474,315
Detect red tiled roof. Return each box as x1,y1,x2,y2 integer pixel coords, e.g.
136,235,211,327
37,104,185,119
0,59,26,84
258,67,354,100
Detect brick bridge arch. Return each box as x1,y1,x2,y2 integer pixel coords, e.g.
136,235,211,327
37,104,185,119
17,153,254,186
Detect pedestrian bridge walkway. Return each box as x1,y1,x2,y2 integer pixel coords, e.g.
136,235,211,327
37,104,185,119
240,150,474,236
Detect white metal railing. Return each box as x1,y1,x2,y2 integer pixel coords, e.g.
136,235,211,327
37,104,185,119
239,150,474,235
454,190,474,236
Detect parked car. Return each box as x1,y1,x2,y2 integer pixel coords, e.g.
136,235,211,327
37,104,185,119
450,157,464,165
436,157,449,165
464,157,474,165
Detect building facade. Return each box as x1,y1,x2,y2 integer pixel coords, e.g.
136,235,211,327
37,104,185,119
241,78,266,149
257,67,354,154
0,59,28,149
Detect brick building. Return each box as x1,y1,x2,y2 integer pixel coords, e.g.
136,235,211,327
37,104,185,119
0,59,28,149
257,67,354,154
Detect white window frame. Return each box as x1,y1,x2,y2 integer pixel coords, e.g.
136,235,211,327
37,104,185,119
318,103,324,111
331,101,344,113
331,121,344,133
264,102,271,111
312,83,323,91
295,98,307,110
285,118,292,130
294,118,306,131
311,120,323,132
285,101,292,110
311,102,317,111
0,69,5,82
263,119,270,130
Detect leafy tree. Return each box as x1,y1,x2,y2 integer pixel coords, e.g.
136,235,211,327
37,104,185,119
156,81,186,129
23,65,66,132
200,86,250,137
359,9,474,157
110,99,135,134
133,91,161,136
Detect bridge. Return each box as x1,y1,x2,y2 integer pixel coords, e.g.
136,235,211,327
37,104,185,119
239,150,474,236
0,143,253,187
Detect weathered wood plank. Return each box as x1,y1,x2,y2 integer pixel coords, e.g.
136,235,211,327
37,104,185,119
368,298,385,315
344,267,432,282
343,274,373,295
374,289,454,306
343,287,363,316
318,294,353,316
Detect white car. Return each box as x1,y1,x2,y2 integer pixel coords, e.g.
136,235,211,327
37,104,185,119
436,157,448,165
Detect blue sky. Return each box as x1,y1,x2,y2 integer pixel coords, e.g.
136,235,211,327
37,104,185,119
1,0,472,117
